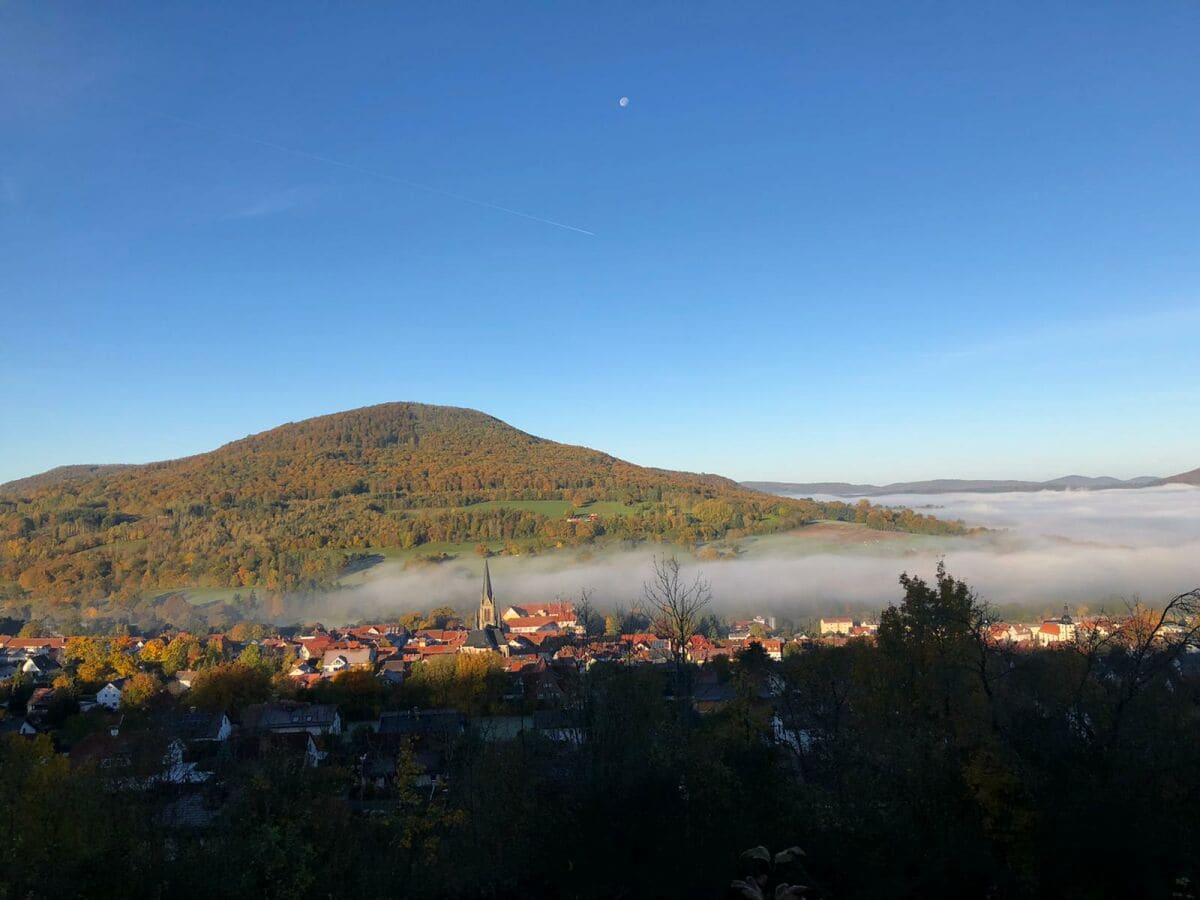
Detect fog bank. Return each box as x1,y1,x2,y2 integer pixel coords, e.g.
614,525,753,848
304,485,1200,622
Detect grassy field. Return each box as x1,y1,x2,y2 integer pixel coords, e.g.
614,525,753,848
402,499,648,518
169,587,247,607
463,499,573,516
80,537,149,557
737,521,965,559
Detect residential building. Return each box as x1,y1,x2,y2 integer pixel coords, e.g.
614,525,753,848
819,617,854,636
244,701,342,736
321,646,376,674
97,679,128,711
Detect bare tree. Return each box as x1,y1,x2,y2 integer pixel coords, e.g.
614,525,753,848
642,555,712,669
1103,588,1200,746
575,587,597,637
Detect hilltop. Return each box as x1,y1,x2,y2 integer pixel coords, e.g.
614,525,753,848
0,402,964,613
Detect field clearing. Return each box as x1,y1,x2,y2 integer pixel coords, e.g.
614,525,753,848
464,499,572,516
81,538,149,556
737,520,966,559
400,499,645,518
170,587,246,607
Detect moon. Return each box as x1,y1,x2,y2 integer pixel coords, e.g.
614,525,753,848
618,96,630,108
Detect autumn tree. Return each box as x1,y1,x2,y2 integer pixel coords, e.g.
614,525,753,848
189,662,272,715
422,606,462,630
120,672,160,709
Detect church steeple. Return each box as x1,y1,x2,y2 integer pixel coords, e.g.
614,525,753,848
477,560,498,630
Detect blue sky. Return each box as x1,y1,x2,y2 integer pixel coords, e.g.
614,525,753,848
2,2,1198,485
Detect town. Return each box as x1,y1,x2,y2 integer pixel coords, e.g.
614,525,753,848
2,558,1197,896
0,561,1174,775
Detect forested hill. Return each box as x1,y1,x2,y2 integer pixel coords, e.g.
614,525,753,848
0,402,965,609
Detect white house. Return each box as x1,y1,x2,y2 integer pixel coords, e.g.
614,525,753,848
21,655,61,678
96,679,128,710
320,647,375,673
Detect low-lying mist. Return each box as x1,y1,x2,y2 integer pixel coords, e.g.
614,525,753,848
300,485,1200,624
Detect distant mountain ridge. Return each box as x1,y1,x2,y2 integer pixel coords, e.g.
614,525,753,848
744,474,1173,498
1166,466,1200,486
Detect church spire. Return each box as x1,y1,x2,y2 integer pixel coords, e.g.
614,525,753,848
477,560,498,630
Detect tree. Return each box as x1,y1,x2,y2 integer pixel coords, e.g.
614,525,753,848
237,642,274,674
161,635,200,676
120,673,160,709
139,638,166,663
310,669,386,721
189,662,272,715
877,560,991,686
423,607,461,630
575,587,599,636
1076,588,1200,750
642,555,711,670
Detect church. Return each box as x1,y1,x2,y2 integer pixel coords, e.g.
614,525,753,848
464,560,508,655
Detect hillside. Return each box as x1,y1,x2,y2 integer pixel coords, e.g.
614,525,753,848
746,474,1163,497
1165,467,1200,486
0,402,965,614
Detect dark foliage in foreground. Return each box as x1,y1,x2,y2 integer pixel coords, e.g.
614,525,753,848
2,571,1199,898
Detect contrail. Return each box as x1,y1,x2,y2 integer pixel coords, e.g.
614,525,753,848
159,113,595,236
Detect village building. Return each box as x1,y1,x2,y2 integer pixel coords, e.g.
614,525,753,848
243,701,342,736
0,714,39,736
505,615,562,635
173,709,233,743
20,654,62,679
1038,607,1078,647
502,601,578,630
97,679,128,711
378,660,407,685
463,563,514,656
321,645,376,674
819,617,854,636
462,624,509,656
753,638,784,661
